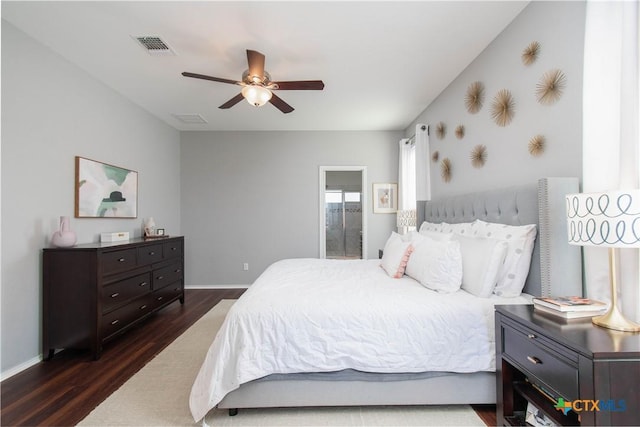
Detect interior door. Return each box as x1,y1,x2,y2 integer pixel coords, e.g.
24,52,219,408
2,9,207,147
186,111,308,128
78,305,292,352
319,167,367,259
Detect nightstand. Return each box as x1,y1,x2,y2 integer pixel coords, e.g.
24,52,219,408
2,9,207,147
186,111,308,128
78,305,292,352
496,304,640,426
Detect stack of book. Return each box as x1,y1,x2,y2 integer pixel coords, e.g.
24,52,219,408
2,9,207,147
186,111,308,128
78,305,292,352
532,296,607,319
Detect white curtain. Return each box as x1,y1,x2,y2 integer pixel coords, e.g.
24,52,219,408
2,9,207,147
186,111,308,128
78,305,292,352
582,0,639,321
398,138,416,233
398,138,416,210
415,124,431,201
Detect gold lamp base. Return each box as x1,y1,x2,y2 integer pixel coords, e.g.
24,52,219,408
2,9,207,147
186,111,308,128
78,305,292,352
592,305,640,332
592,248,640,333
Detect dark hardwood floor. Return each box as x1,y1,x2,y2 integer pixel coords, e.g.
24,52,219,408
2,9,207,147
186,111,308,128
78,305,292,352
1,289,496,426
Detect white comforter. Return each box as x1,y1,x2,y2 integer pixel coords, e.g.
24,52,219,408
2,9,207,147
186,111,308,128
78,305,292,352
189,258,530,421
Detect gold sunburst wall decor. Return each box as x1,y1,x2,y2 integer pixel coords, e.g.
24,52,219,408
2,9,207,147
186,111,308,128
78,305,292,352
441,158,452,183
432,151,440,162
436,122,446,139
470,145,487,168
528,135,546,156
465,81,485,114
490,89,515,127
522,41,540,66
536,69,567,105
455,125,465,139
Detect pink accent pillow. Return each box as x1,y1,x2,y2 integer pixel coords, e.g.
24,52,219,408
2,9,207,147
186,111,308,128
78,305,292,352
380,232,414,278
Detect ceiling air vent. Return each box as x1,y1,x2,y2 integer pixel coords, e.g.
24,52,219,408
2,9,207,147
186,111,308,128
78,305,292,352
134,36,175,55
172,114,208,125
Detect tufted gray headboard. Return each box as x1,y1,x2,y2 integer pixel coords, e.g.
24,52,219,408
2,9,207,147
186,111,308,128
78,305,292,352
416,178,582,298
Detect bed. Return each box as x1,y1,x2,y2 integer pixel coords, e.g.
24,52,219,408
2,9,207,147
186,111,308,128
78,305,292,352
189,178,582,422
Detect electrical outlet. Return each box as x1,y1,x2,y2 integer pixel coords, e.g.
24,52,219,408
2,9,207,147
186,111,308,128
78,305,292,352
243,262,249,271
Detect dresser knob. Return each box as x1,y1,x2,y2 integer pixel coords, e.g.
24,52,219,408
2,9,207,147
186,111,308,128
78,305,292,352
527,356,542,365
149,251,155,255
157,296,164,301
139,282,148,287
527,334,536,339
110,292,120,298
118,258,126,262
111,319,119,325
139,304,147,310
175,269,181,273
157,275,164,280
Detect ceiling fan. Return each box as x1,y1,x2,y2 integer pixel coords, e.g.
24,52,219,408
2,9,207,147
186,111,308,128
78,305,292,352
182,49,325,114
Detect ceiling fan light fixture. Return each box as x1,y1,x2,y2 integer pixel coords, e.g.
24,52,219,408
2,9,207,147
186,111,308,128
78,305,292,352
241,85,272,107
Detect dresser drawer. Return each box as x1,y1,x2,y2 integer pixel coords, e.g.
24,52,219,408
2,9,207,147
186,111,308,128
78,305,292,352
101,272,151,313
101,294,154,339
152,262,183,290
503,323,579,401
150,284,183,310
137,244,163,265
163,240,183,259
102,249,137,275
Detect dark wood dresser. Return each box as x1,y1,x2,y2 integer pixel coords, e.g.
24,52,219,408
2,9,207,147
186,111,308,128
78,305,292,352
43,236,184,360
496,304,640,426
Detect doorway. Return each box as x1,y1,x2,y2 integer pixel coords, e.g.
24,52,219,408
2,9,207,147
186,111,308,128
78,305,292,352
319,166,367,259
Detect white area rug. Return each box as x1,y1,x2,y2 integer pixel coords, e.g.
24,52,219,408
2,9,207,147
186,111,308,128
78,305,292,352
79,299,485,426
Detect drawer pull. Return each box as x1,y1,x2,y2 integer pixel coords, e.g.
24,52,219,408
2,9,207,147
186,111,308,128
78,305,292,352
175,269,182,273
139,281,148,287
149,251,155,255
157,296,164,301
139,304,147,310
157,275,164,280
111,319,119,325
118,258,126,262
527,356,542,365
110,292,120,298
171,247,177,251
527,334,536,339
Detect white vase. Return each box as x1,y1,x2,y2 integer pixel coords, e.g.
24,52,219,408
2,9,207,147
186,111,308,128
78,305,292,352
51,216,77,247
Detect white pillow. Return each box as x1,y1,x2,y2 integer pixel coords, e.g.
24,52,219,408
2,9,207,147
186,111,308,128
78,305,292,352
440,222,474,235
417,229,453,241
380,232,413,278
405,234,463,293
418,221,445,233
453,234,508,298
471,220,537,297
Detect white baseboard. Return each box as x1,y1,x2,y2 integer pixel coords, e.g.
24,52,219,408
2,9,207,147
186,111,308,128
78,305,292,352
185,284,250,289
1,354,42,382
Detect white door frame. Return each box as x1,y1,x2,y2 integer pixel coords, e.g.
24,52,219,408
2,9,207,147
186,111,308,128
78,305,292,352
319,166,368,259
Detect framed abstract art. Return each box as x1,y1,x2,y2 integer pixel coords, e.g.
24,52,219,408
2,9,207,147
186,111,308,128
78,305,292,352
75,156,138,218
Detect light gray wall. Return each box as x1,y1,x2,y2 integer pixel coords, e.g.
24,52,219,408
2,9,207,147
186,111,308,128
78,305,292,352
408,1,586,198
181,131,400,286
1,22,181,375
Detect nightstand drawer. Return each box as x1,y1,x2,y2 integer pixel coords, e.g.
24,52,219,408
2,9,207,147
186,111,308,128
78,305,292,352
503,323,579,401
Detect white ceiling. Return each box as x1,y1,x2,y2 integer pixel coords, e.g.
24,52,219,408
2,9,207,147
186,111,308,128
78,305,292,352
2,1,528,132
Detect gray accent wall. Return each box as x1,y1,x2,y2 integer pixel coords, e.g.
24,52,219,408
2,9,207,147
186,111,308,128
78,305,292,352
1,22,181,375
180,131,400,286
407,1,586,198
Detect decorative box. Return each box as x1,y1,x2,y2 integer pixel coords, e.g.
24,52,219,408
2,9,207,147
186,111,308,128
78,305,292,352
100,231,130,242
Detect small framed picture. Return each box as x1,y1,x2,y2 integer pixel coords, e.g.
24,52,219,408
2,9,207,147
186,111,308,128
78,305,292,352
373,183,398,213
156,228,165,236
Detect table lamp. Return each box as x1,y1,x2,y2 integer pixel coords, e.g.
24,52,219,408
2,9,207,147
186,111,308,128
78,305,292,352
396,209,417,234
566,190,640,332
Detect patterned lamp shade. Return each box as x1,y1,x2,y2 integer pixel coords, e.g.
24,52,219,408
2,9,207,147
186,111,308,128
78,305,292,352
566,190,640,248
396,209,417,228
565,189,640,332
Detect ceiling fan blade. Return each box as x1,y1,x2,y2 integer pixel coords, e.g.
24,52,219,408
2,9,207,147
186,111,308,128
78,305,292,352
272,80,325,91
269,93,294,114
182,72,241,86
246,50,266,81
219,93,245,109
